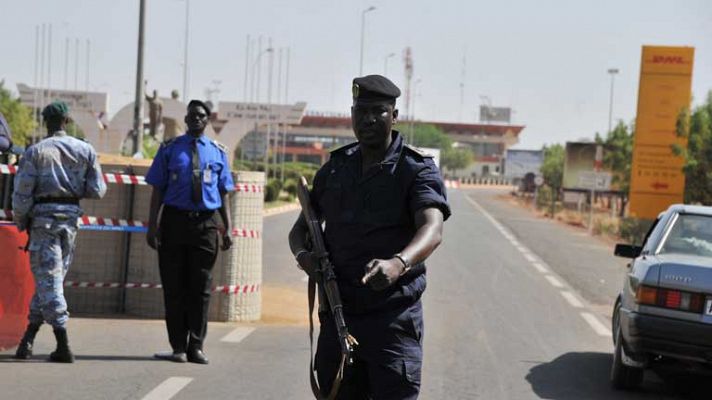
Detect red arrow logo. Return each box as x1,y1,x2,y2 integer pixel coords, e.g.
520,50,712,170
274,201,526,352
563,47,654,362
651,182,669,190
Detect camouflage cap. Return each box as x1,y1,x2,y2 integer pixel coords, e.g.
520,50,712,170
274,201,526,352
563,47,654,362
41,101,70,120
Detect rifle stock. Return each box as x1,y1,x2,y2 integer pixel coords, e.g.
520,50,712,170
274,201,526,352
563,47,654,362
297,176,357,362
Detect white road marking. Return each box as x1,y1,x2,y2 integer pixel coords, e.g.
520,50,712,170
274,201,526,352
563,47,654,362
141,377,193,400
580,312,612,337
509,239,520,247
220,327,256,343
465,194,612,337
560,291,584,308
522,252,537,263
544,275,564,288
531,262,548,273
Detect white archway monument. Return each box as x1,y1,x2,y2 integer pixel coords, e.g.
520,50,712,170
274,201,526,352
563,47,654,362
215,101,307,163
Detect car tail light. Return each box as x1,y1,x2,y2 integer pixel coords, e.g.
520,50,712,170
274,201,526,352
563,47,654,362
636,286,705,313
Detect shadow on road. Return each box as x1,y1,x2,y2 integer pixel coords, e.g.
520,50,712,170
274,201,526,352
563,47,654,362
0,354,159,362
525,352,709,400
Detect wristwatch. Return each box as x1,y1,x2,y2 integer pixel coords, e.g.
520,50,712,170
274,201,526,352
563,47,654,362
393,253,411,276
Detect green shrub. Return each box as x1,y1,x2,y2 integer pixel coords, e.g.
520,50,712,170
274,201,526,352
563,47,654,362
283,178,298,197
264,178,283,202
619,217,655,245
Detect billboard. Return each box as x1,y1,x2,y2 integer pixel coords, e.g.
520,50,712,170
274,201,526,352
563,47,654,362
504,149,543,179
628,46,694,219
563,142,614,191
479,106,511,123
217,101,307,124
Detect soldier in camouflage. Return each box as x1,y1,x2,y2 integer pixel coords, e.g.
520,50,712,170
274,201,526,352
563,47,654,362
11,101,107,363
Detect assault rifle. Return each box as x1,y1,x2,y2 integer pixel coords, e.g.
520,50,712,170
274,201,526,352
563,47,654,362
297,176,358,400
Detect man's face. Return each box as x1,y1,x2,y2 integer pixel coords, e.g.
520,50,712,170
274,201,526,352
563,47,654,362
185,105,209,133
351,100,398,148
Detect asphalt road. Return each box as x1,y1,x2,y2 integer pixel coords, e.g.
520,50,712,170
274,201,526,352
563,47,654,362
0,188,707,399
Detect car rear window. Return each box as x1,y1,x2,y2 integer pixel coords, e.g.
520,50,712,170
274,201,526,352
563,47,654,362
659,214,712,257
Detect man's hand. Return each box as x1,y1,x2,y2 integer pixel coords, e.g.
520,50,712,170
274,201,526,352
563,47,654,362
221,233,232,251
146,226,160,250
361,258,405,291
296,251,319,276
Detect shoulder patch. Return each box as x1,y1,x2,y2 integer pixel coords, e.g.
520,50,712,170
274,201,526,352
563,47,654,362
404,144,434,159
330,142,359,157
210,139,229,154
160,137,176,148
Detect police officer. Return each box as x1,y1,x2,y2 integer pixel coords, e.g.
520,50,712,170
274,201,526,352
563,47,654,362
0,112,12,153
289,75,450,399
145,100,235,364
12,101,107,362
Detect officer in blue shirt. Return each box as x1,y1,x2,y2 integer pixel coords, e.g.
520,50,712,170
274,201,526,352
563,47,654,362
289,75,450,399
145,100,235,364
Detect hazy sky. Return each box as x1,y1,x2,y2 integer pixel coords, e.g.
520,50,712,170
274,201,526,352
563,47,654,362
1,0,710,149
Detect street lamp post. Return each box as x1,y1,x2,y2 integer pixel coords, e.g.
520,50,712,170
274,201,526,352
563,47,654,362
409,78,422,143
607,68,619,134
132,0,146,156
384,52,395,75
359,6,376,76
182,0,190,103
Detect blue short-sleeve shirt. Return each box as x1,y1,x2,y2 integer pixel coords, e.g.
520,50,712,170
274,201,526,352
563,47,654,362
146,133,235,211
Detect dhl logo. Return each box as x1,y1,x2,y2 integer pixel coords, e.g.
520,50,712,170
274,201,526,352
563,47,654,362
650,55,687,64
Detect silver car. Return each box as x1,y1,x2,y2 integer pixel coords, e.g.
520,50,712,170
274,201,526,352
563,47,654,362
611,204,712,390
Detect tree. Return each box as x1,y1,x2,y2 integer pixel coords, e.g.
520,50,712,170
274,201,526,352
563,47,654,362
0,81,35,146
596,121,634,215
540,143,564,216
673,91,712,205
409,123,453,150
441,147,473,172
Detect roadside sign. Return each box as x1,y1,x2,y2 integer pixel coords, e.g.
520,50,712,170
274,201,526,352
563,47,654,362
629,46,694,219
578,171,612,191
534,176,544,186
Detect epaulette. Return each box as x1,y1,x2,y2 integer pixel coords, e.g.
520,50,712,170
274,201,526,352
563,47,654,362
210,139,229,154
330,142,359,157
404,144,434,159
160,137,177,148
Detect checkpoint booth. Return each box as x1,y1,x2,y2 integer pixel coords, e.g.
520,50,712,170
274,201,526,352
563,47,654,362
0,154,264,350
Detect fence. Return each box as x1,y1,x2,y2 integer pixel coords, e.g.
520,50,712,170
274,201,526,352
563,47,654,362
0,159,264,322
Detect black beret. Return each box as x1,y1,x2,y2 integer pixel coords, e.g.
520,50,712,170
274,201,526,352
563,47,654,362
187,99,212,116
352,75,401,102
41,101,70,119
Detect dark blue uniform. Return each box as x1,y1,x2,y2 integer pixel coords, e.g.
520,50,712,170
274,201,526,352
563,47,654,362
146,133,234,354
311,130,450,399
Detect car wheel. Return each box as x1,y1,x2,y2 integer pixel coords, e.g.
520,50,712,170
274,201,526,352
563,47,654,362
611,297,621,346
610,326,644,390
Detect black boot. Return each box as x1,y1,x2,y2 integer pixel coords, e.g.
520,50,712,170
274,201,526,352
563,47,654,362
13,322,42,360
49,328,75,363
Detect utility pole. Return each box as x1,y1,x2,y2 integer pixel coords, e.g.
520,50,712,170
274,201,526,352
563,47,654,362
264,38,274,179
243,35,250,101
132,0,146,156
607,68,619,134
359,6,376,75
182,0,190,103
85,39,91,92
384,52,395,75
74,38,79,91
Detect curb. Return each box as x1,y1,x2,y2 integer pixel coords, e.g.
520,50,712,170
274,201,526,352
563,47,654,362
263,202,300,217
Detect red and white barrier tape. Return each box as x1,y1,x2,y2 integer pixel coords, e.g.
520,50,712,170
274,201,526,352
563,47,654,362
0,164,18,174
1,164,264,192
234,183,263,193
64,281,260,294
1,209,260,237
444,180,461,189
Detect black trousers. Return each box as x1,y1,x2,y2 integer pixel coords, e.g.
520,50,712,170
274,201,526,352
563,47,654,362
158,206,220,352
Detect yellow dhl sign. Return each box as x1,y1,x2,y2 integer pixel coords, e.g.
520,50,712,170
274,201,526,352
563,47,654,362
629,46,694,220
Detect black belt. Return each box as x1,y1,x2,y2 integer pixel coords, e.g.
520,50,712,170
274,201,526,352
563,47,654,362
163,205,215,219
36,197,79,205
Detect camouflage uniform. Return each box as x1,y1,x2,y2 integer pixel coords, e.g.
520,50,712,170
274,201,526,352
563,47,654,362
12,131,106,329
